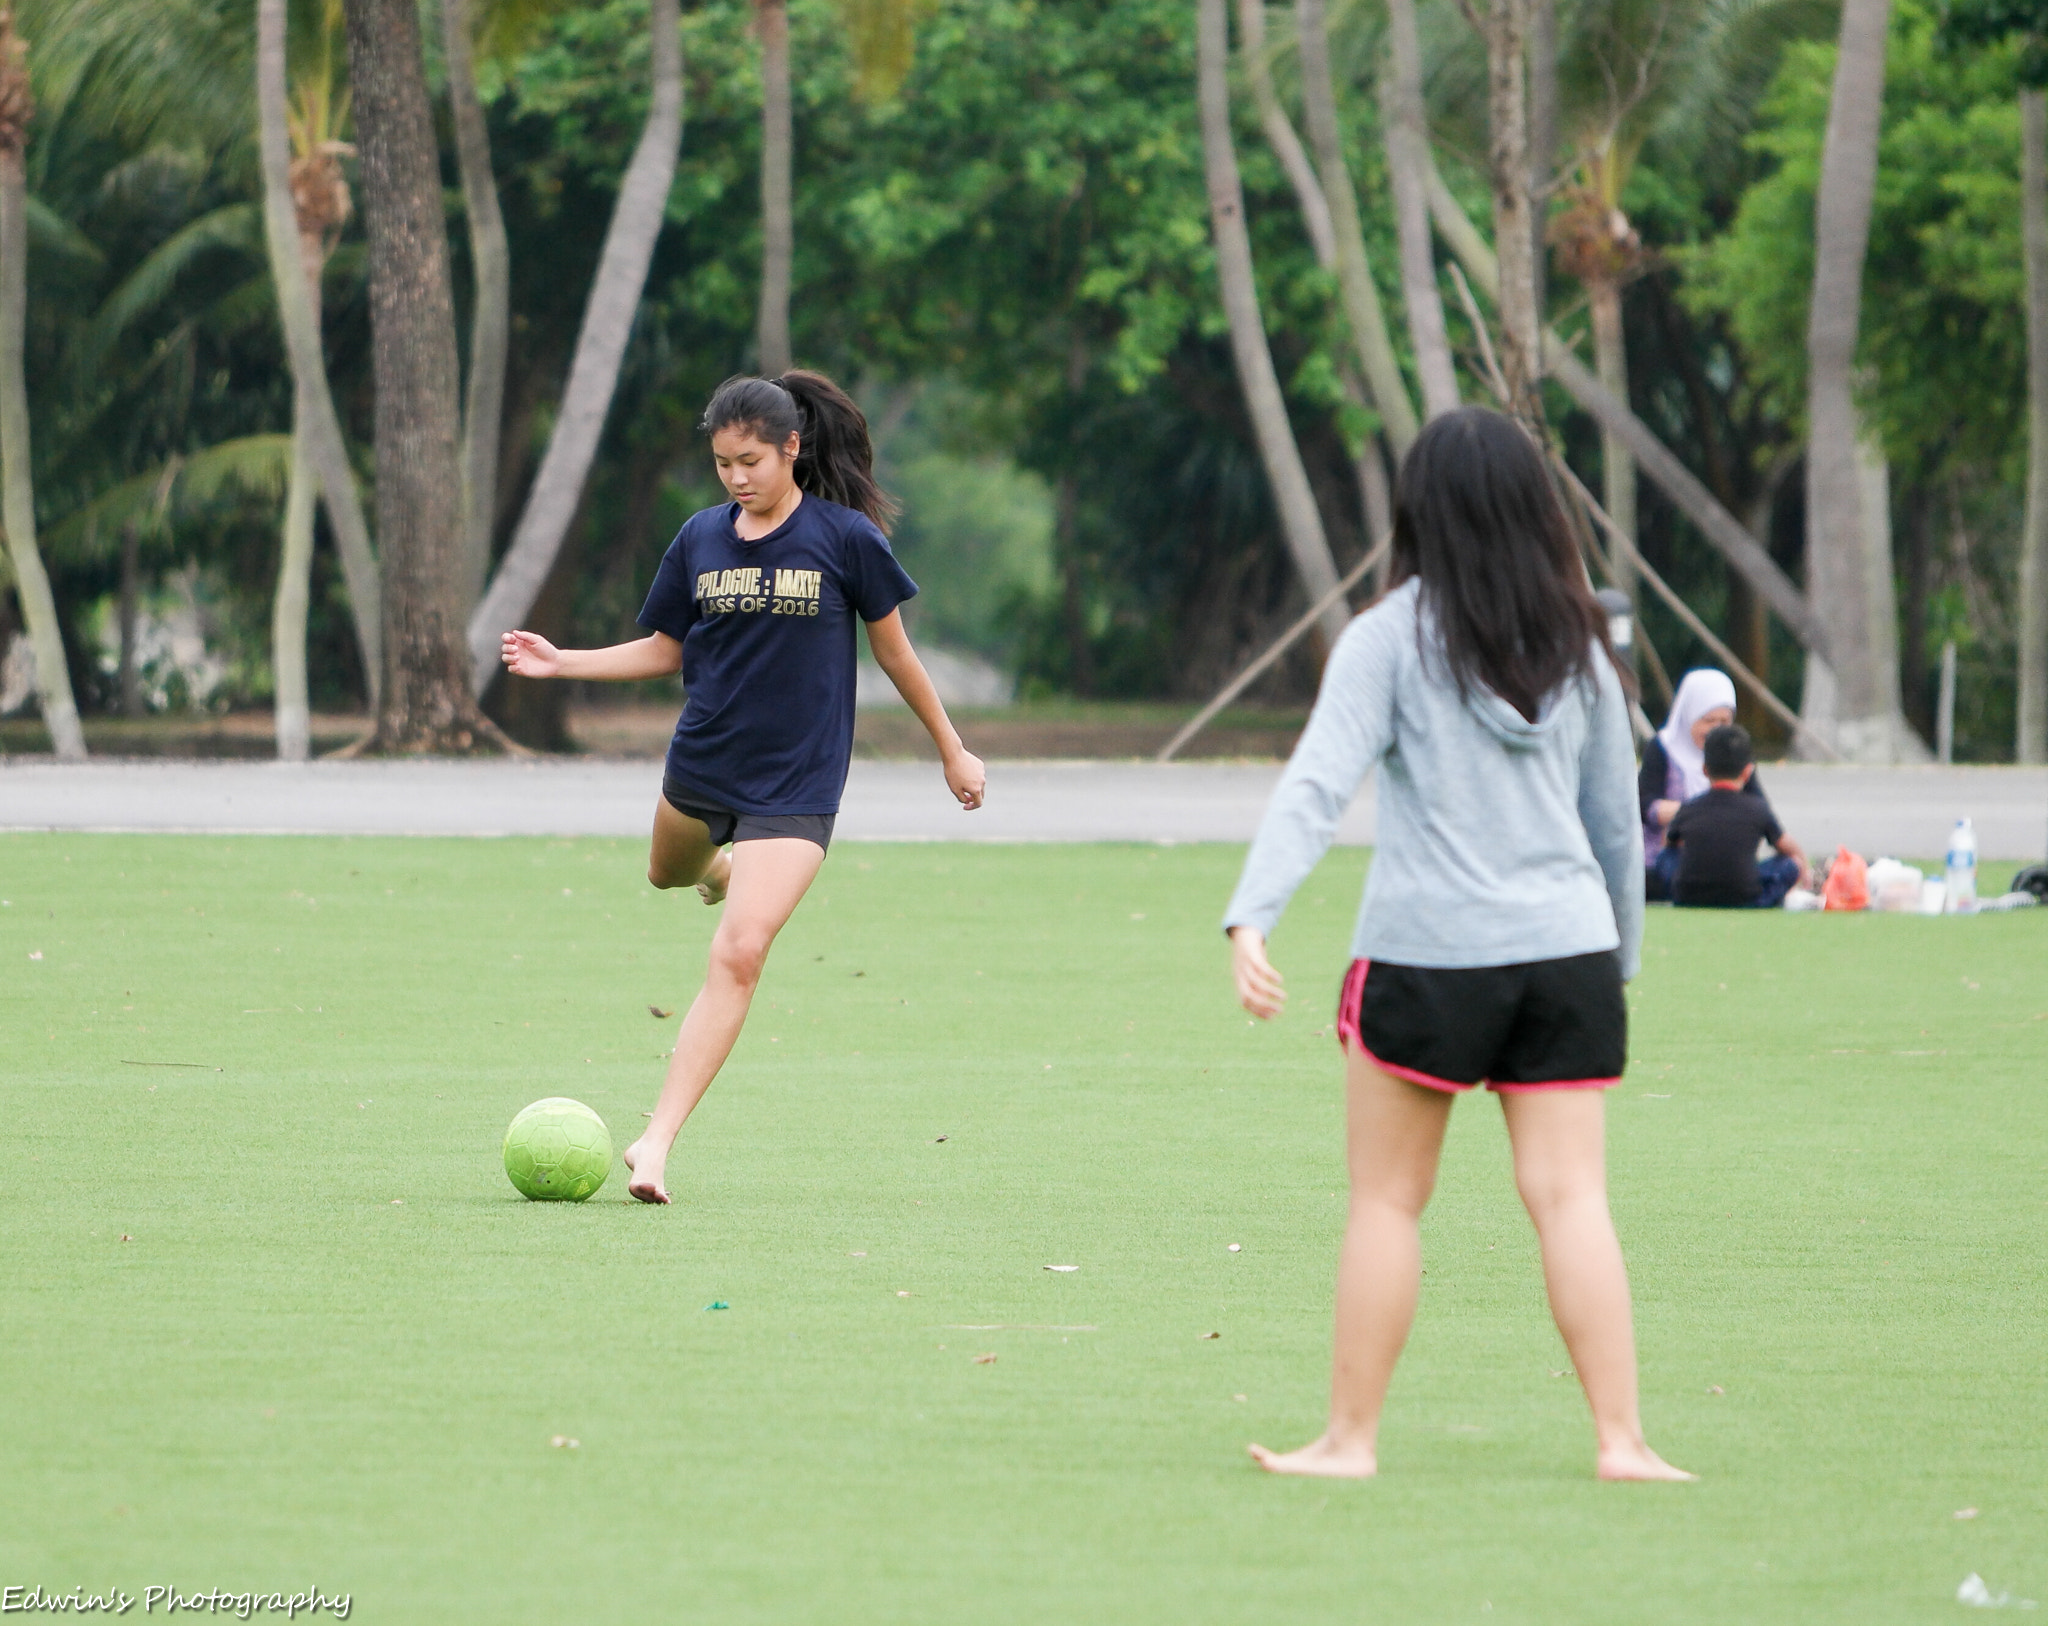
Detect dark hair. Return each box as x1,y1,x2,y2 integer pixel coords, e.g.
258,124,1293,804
1388,406,1612,722
1703,722,1753,780
698,369,900,534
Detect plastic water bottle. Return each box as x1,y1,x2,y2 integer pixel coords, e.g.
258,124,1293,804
1944,818,1978,914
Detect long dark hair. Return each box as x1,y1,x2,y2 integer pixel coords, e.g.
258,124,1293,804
1388,406,1612,722
698,369,900,534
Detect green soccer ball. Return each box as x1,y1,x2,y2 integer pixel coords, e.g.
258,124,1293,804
503,1097,613,1202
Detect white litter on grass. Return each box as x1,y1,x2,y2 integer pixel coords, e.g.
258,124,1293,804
1044,1264,1079,1273
1958,1574,2037,1609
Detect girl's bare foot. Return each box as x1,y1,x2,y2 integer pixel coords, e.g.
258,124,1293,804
1597,1442,1695,1481
1247,1433,1378,1478
695,851,732,907
621,1140,671,1205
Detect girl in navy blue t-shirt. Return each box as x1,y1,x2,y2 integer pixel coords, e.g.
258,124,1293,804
501,370,986,1203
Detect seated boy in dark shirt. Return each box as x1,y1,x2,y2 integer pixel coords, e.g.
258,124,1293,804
1666,724,1810,908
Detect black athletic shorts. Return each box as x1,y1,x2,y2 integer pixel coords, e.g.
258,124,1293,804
1336,951,1626,1092
661,777,835,852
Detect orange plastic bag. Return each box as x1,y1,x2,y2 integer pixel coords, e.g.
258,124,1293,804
1822,847,1868,911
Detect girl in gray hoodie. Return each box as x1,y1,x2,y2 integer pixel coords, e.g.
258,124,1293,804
1224,407,1689,1483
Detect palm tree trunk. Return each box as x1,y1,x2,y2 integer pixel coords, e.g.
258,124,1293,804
1485,0,1541,417
1295,0,1418,457
1379,0,1458,419
1423,163,1828,654
272,417,315,761
1804,0,1899,761
256,0,381,708
0,145,84,760
756,0,793,375
1590,278,1634,600
465,0,683,694
1235,0,1397,537
442,0,511,615
344,0,493,751
1196,0,1349,647
118,519,141,716
2018,85,2048,763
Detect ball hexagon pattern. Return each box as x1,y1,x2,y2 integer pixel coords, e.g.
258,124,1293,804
503,1097,613,1202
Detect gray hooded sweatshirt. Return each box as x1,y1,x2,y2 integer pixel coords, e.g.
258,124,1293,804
1223,579,1644,979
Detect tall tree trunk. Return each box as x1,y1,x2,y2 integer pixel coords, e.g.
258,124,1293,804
272,202,332,760
2019,85,2048,763
1590,279,1634,600
466,0,684,693
755,0,793,375
0,147,84,757
1054,471,1094,696
442,0,511,615
1423,164,1828,654
1379,0,1459,419
1235,0,1397,536
273,418,315,760
1485,0,1541,418
1527,0,1557,320
345,0,493,751
1295,0,1418,457
1196,0,1349,647
117,518,141,716
256,0,381,708
1803,0,1903,761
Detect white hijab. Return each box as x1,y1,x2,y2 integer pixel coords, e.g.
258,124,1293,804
1656,669,1738,801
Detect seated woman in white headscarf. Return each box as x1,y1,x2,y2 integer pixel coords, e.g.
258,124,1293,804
1639,669,1766,900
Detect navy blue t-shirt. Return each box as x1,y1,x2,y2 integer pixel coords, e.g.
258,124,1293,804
636,494,917,815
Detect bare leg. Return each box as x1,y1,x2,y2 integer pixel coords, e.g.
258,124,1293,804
1498,1089,1693,1481
623,836,826,1204
1249,1050,1454,1477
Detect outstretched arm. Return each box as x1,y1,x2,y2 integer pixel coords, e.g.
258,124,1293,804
864,610,986,810
501,630,682,682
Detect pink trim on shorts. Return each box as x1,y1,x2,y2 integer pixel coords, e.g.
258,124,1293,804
1334,956,1619,1094
1335,958,1370,1052
1358,1044,1476,1094
1337,957,1476,1094
1491,1076,1623,1093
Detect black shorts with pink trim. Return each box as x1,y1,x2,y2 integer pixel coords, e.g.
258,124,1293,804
1336,951,1625,1093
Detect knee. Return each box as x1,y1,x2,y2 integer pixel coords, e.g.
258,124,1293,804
1515,1168,1606,1228
1351,1173,1437,1223
708,929,770,988
648,865,679,890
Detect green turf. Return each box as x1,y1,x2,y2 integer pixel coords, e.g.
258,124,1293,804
1,835,2042,1623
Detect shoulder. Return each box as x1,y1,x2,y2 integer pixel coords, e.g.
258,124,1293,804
799,495,877,538
663,505,729,558
1341,579,1420,654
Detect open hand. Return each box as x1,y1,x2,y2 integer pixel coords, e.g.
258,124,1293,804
944,748,986,811
1230,927,1286,1020
501,629,560,679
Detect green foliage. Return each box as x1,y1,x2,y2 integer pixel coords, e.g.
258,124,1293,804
1684,0,2026,482
1938,0,2048,83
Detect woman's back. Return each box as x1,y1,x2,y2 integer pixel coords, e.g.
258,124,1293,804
1224,577,1642,977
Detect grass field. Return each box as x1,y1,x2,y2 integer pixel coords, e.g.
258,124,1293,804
2,834,2043,1623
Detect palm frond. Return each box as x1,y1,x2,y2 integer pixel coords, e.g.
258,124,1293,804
24,191,103,267
67,201,263,388
42,434,292,562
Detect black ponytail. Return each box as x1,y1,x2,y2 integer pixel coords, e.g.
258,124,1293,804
699,369,900,534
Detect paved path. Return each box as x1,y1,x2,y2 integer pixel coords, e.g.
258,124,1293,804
2,758,2044,858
